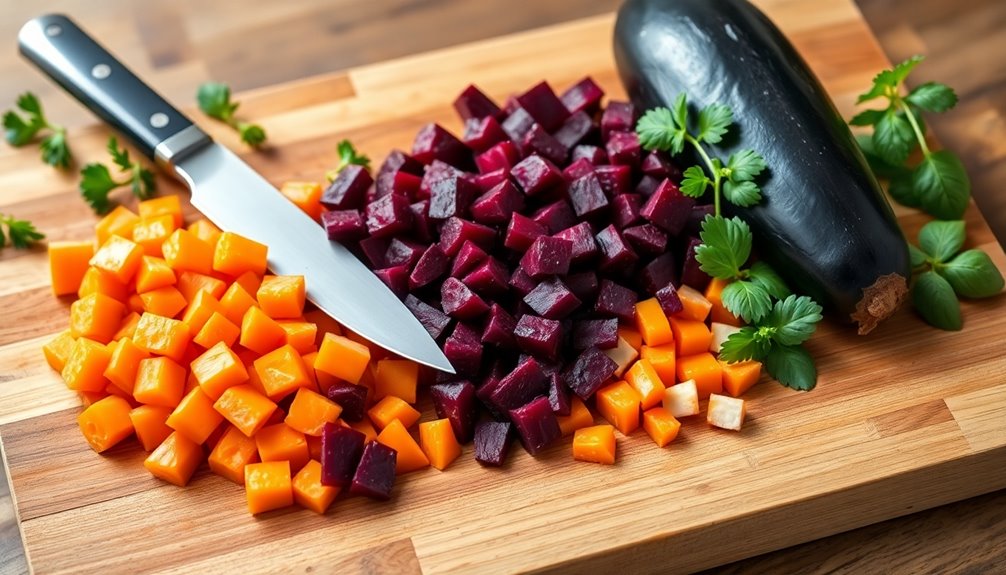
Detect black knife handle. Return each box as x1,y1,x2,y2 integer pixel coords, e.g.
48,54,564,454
18,14,210,163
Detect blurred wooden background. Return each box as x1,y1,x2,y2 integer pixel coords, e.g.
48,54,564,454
1,0,1003,573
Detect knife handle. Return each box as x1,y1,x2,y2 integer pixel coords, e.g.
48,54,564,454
17,14,210,164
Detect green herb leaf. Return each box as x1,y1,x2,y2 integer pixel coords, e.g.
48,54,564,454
696,103,732,144
718,326,771,363
856,56,924,103
913,150,970,220
197,82,238,121
695,215,752,279
3,93,46,146
941,249,1005,298
765,344,817,391
108,137,131,171
887,173,921,208
722,180,761,207
872,109,915,165
906,82,957,113
849,109,886,126
680,165,711,198
721,279,772,323
2,215,44,249
912,270,962,330
132,166,156,201
918,219,965,262
79,163,118,215
725,149,766,182
909,244,928,269
636,106,686,155
764,294,823,346
856,135,913,181
747,261,791,299
238,122,267,148
39,130,71,168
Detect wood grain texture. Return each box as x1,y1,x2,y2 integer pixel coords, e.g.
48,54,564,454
1,1,1005,574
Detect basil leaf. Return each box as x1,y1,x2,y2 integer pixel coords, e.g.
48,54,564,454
913,150,970,220
941,249,1005,298
906,82,958,113
918,219,965,262
873,109,915,165
912,271,962,330
887,173,921,208
909,244,928,269
765,344,817,391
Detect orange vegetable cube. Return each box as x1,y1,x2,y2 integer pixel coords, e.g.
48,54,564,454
191,341,248,400
77,266,129,302
557,396,595,437
138,195,183,228
144,431,203,486
162,229,214,275
90,235,143,284
676,353,723,399
710,322,742,354
707,393,746,431
139,286,187,318
176,270,227,302
280,181,324,221
180,290,220,334
720,360,762,397
135,256,176,294
213,231,269,277
131,214,177,257
214,384,277,437
79,391,108,407
219,281,258,326
62,338,112,392
572,424,616,465
368,395,421,430
640,343,676,386
292,459,338,514
48,241,95,296
669,316,713,357
625,359,666,410
187,218,222,246
193,311,240,349
209,425,260,484
70,292,126,344
303,309,343,344
376,419,429,473
664,380,700,418
419,418,461,471
77,395,134,453
240,306,287,355
705,278,743,327
103,338,149,395
112,312,141,341
166,386,225,443
278,321,317,355
233,270,263,295
129,405,173,451
603,336,639,379
133,356,186,407
95,205,139,245
595,381,641,435
374,359,419,403
253,344,311,400
132,313,191,362
306,435,323,461
642,407,681,447
349,417,378,443
285,388,342,436
634,297,673,346
676,285,713,322
257,275,306,319
255,423,309,473
344,329,388,361
315,333,371,384
617,326,643,351
126,293,145,315
244,461,293,515
42,330,76,372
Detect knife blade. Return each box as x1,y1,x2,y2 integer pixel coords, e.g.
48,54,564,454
18,14,454,373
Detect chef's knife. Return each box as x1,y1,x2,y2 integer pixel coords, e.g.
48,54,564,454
18,14,454,374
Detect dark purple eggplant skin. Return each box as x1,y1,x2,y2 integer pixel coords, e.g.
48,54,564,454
613,0,910,333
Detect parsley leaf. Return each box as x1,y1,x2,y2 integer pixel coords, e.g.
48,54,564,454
721,279,772,323
912,270,962,330
696,103,732,144
725,149,766,182
3,92,72,168
765,344,817,391
940,250,1005,299
636,105,686,155
79,163,118,214
764,295,823,346
695,215,752,279
718,326,771,363
747,261,791,299
722,180,761,207
0,214,44,249
79,137,157,214
913,150,970,220
905,82,957,113
680,165,711,198
325,140,371,181
918,219,965,262
197,82,267,148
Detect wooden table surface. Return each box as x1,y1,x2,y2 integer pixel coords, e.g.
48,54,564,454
1,1,1004,573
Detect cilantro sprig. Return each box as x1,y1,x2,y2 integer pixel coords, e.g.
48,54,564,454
197,82,267,148
325,140,371,181
0,214,44,249
79,137,156,214
851,56,968,219
3,92,72,168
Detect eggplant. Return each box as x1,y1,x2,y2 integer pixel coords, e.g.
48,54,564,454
614,0,911,334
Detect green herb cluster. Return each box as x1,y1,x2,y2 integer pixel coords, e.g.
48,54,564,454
325,140,371,182
197,82,267,148
0,214,44,249
80,137,156,214
3,92,71,168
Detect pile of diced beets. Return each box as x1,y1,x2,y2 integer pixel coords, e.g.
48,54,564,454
319,78,709,462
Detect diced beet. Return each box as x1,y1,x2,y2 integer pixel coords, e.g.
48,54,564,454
475,141,521,174
641,179,694,236
635,175,661,197
349,441,397,500
641,252,679,295
510,155,562,197
595,279,638,322
681,236,712,291
641,151,681,180
359,236,390,268
475,359,509,417
523,278,581,319
656,283,685,315
563,347,618,400
412,123,471,169
685,204,715,236
450,241,488,278
611,194,643,229
572,318,619,351
404,294,452,340
408,244,449,289
322,210,366,242
474,421,514,466
595,164,633,197
430,381,477,443
321,165,373,210
409,200,434,243
421,160,467,199
429,176,479,220
509,267,537,297
553,222,598,265
595,224,638,274
384,238,426,268
365,193,413,238
509,396,561,456
472,168,509,192
392,171,422,198
461,257,510,297
562,158,596,183
326,383,369,422
520,236,572,279
321,422,365,487
547,374,572,416
571,145,607,165
470,180,524,225
605,130,642,167
565,271,599,301
463,116,506,153
516,81,570,132
454,85,502,121
374,265,409,297
531,201,578,234
439,217,496,256
560,77,605,115
501,107,536,145
504,213,548,252
441,277,489,320
521,124,568,166
482,303,517,347
514,314,563,361
443,322,483,376
601,101,636,139
376,149,424,197
623,224,668,256
489,356,547,411
553,111,595,150
568,173,609,219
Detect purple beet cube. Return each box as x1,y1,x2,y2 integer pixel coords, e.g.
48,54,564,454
562,347,618,400
420,160,466,200
470,180,524,225
623,224,668,256
521,124,568,166
409,200,434,242
443,322,483,376
509,396,561,456
594,164,633,197
504,213,548,252
365,193,413,238
374,265,409,297
321,165,373,210
516,81,570,132
606,130,642,167
501,107,536,145
509,267,537,297
430,380,477,443
474,421,514,466
476,357,509,415
461,257,510,297
520,236,572,279
641,179,695,236
412,123,471,169
641,252,679,295
523,278,581,319
572,318,619,351
482,303,517,347
568,173,609,219
565,271,599,301
475,141,521,174
547,374,572,416
571,145,607,165
635,175,661,197
656,283,685,316
439,217,496,256
531,200,578,234
349,441,397,500
321,422,366,487
358,236,390,268
376,150,424,197
595,279,638,322
682,236,712,291
601,101,637,139
595,224,638,273
553,222,599,265
384,238,426,268
326,383,369,422
472,168,509,192
510,155,562,197
641,151,682,180
562,158,596,184
408,244,449,289
441,277,489,320
391,172,422,198
454,85,502,121
450,241,488,278
463,116,506,153
489,356,547,412
611,194,643,229
685,205,715,236
404,294,452,340
429,176,479,220
322,209,366,242
514,314,563,361
553,111,595,150
560,77,605,115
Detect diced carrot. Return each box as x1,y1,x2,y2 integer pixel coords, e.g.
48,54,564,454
344,329,389,362
255,423,309,473
203,420,229,451
214,384,278,437
303,309,343,344
79,390,108,407
209,425,260,484
193,311,240,349
244,460,293,515
257,275,306,319
252,344,311,400
368,395,421,430
617,325,643,351
233,271,263,295
572,424,616,465
240,306,287,355
113,312,141,341
310,353,340,395
557,396,595,436
376,419,429,473
42,330,76,372
213,232,268,277
190,341,248,400
187,218,222,246
144,431,203,486
48,241,95,296
166,386,224,444
129,405,173,451
77,266,129,302
127,293,145,315
280,181,324,221
705,278,743,327
669,316,713,357
133,356,186,408
103,338,149,395
139,286,187,318
77,395,134,453
676,285,713,322
663,380,700,418
95,205,139,245
315,333,371,385
277,321,317,355
69,292,126,344
132,313,191,362
596,381,641,435
90,235,144,284
62,338,112,392
138,195,184,228
603,336,640,378
348,417,378,443
285,387,342,436
219,282,258,326
634,297,674,346
297,350,321,393
374,359,419,403
176,270,227,302
676,353,723,398
264,407,287,427
720,360,762,397
103,380,135,403
642,407,681,447
135,256,176,294
162,229,214,275
640,343,676,386
707,394,746,431
180,290,220,335
419,418,461,471
306,435,323,461
292,459,338,514
625,359,665,409
131,215,177,257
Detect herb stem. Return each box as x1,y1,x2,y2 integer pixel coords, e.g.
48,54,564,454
687,134,723,216
896,97,931,156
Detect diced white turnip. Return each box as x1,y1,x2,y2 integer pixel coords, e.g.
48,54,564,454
664,380,700,418
707,394,747,431
710,322,742,354
602,336,639,378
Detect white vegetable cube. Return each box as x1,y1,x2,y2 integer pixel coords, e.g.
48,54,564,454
603,336,639,378
709,322,742,354
663,379,700,418
707,393,747,431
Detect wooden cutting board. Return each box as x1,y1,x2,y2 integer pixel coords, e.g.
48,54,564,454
1,0,1004,573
